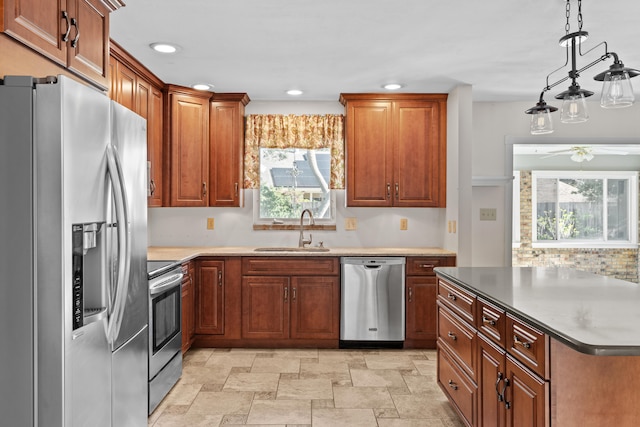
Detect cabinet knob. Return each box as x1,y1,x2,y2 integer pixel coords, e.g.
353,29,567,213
202,182,207,197
395,182,399,200
495,372,504,402
218,271,222,286
284,286,289,302
150,179,156,196
386,183,391,199
408,287,413,303
234,182,239,197
419,264,435,269
447,293,457,301
448,380,458,391
447,331,457,341
292,287,296,301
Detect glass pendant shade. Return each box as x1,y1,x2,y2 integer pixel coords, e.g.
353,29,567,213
530,110,554,134
560,93,589,123
600,71,635,108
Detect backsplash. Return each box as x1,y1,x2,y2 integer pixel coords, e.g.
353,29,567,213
148,190,446,248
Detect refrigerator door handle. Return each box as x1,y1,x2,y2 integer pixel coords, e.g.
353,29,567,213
106,144,132,345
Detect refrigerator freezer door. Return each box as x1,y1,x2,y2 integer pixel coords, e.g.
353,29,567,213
112,325,148,426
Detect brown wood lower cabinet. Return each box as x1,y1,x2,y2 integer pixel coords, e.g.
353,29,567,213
405,256,456,349
437,276,548,427
181,261,195,353
195,259,224,335
240,257,340,346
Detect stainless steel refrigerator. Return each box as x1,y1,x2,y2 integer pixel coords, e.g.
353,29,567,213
0,75,149,426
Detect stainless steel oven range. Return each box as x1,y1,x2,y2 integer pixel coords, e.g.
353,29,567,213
147,260,183,414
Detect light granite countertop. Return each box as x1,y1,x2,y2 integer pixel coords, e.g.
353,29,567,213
435,266,640,356
148,246,456,262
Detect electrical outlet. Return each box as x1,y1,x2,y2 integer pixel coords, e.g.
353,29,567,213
480,208,497,221
345,217,357,231
206,217,215,230
447,220,457,233
400,218,408,230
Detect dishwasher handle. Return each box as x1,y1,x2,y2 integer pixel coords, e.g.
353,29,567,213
364,264,382,269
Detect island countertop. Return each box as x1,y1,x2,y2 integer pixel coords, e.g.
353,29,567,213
434,266,640,356
148,246,456,262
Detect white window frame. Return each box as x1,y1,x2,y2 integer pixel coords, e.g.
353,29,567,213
531,170,638,248
253,147,336,227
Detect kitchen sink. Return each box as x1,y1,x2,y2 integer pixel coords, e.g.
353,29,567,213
254,247,330,252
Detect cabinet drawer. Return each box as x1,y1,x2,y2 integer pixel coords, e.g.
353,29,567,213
438,347,476,427
437,278,476,325
406,256,455,275
242,257,339,276
477,298,506,347
507,314,549,379
437,303,476,381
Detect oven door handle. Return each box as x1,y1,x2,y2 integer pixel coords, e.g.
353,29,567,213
150,273,184,296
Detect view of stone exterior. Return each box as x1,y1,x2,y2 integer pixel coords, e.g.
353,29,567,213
512,171,639,283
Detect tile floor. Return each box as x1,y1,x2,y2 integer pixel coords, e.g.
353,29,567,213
148,348,465,427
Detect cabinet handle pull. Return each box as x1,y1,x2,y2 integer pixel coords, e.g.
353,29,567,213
448,380,458,391
408,287,413,303
386,183,391,199
202,182,207,197
502,378,511,409
447,293,457,301
292,287,296,301
61,11,71,42
447,331,457,341
70,17,79,48
514,335,532,349
395,182,399,200
419,264,435,269
495,372,504,402
218,271,222,286
150,179,156,196
482,316,497,326
284,286,288,302
234,182,239,197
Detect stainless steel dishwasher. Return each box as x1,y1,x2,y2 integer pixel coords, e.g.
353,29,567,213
340,257,405,348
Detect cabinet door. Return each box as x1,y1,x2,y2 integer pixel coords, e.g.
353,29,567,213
181,264,194,353
2,0,67,65
241,276,289,339
195,260,225,335
406,276,437,342
169,91,210,206
113,60,136,111
290,276,339,339
345,100,394,207
147,85,164,207
66,0,109,89
209,99,244,207
505,356,547,427
478,335,507,427
393,100,445,207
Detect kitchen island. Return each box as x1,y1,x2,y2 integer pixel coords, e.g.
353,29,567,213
434,266,640,427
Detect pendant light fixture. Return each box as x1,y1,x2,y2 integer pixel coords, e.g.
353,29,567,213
525,0,639,134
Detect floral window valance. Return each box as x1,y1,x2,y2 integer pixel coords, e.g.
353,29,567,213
244,114,345,189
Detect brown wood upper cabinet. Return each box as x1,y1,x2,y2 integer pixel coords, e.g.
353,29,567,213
340,93,447,207
1,0,120,89
166,85,211,207
109,41,164,207
165,86,249,207
209,94,249,207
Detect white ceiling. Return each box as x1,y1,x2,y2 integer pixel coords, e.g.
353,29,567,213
110,0,640,103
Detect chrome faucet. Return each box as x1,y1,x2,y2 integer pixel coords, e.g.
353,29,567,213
299,209,315,248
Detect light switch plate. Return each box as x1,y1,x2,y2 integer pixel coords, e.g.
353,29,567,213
207,217,215,229
480,208,497,221
400,218,408,230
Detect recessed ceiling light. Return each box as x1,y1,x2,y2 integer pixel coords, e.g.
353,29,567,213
149,42,179,54
286,89,303,96
192,83,213,91
383,83,403,90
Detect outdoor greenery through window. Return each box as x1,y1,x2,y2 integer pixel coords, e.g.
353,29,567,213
259,147,334,221
532,171,638,246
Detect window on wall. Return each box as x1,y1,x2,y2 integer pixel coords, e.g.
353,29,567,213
531,171,638,247
257,147,335,222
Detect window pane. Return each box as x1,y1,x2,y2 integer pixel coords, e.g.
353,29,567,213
536,178,557,240
608,179,629,241
558,179,602,240
259,148,332,220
